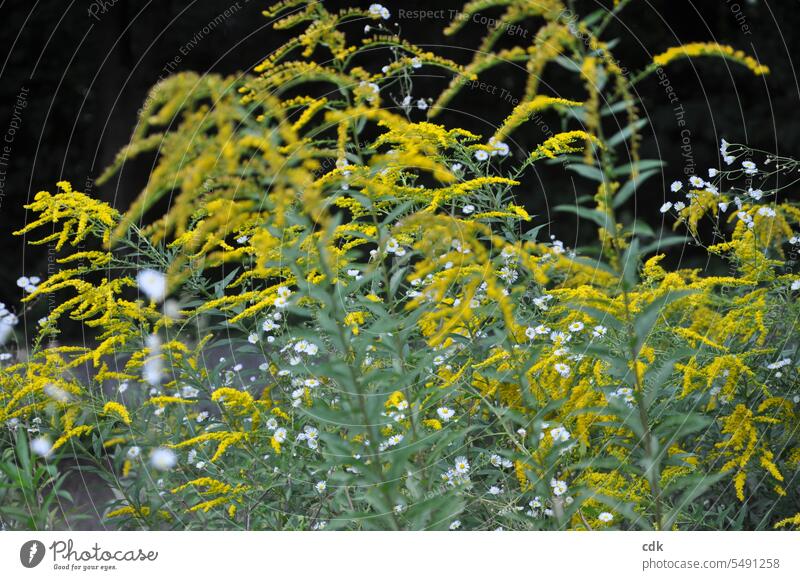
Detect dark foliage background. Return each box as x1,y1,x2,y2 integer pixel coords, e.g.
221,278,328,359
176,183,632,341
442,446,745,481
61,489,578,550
1,0,797,312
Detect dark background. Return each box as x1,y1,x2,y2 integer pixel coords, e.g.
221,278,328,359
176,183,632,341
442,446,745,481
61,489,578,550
1,0,797,312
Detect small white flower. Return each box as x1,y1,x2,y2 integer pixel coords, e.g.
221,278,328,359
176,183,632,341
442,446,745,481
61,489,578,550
670,181,682,192
490,454,503,468
598,512,614,523
454,456,470,475
451,163,463,173
718,202,729,212
550,426,571,442
273,428,287,443
315,480,327,493
488,485,503,495
127,446,142,460
437,407,455,422
489,138,510,156
742,160,757,175
248,333,259,344
708,168,719,178
416,99,428,111
150,448,177,471
758,207,776,217
724,155,735,165
31,437,52,457
748,188,763,200
411,57,422,69
44,383,71,403
266,418,278,431
554,363,571,378
462,204,475,215
449,519,461,530
550,478,568,496
16,276,29,288
689,176,705,188
136,269,167,303
568,321,584,333
673,201,686,211
791,280,800,291
474,150,489,161
592,325,607,338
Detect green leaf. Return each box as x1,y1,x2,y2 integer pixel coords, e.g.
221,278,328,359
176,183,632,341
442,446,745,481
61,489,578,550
554,204,612,229
633,290,696,356
613,168,659,208
566,164,605,182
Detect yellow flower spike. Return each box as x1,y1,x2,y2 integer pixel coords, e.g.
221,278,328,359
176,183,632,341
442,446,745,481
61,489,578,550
653,43,769,75
494,95,583,141
51,425,94,452
102,401,132,425
531,131,604,160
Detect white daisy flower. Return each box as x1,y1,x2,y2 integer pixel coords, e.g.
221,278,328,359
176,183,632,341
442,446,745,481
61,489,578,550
31,437,52,457
550,478,568,496
550,426,571,442
598,512,614,523
437,407,455,422
454,456,470,475
136,269,167,303
474,150,489,161
554,363,571,378
742,160,757,175
150,448,177,471
670,181,682,192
